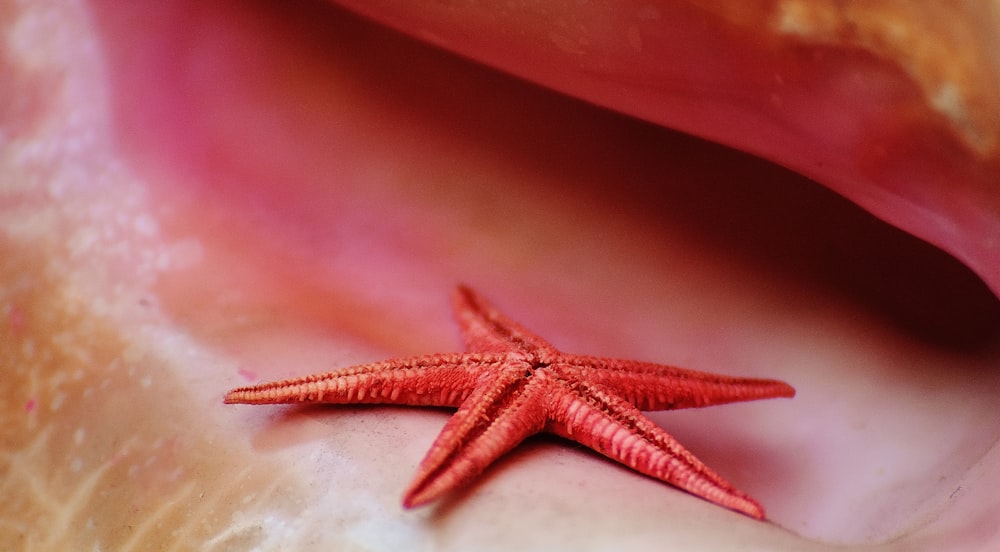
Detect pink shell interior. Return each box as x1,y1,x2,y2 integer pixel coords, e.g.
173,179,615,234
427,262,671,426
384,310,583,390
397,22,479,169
1,1,998,550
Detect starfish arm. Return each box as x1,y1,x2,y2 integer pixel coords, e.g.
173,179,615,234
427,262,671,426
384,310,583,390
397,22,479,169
546,379,768,519
453,285,557,354
402,361,548,508
223,353,506,408
557,357,796,411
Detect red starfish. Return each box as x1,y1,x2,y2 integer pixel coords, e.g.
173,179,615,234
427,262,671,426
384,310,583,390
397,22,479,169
224,286,795,519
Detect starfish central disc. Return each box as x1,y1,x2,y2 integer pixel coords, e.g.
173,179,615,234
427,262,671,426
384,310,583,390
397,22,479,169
224,286,795,519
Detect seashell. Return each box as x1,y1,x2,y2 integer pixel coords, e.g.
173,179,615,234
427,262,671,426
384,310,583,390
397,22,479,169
1,1,997,550
336,0,1000,295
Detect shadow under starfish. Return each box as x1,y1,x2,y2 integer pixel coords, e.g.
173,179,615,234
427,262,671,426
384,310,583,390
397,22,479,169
224,286,795,519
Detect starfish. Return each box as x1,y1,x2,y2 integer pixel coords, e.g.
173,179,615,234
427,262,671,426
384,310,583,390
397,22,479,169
224,286,795,519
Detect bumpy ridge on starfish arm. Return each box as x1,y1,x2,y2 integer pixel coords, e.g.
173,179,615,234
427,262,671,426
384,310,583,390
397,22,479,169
224,285,795,519
547,378,772,518
224,353,505,407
